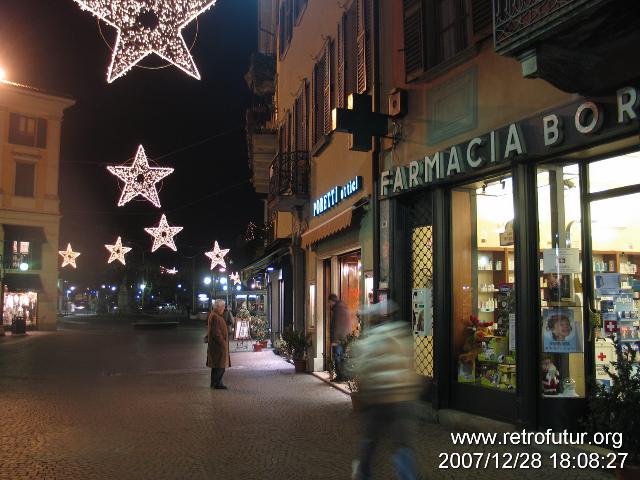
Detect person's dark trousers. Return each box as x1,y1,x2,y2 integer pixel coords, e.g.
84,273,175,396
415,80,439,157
356,402,418,480
211,368,225,387
331,344,345,380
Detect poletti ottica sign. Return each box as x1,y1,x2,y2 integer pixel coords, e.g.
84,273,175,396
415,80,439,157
381,86,640,196
313,176,363,217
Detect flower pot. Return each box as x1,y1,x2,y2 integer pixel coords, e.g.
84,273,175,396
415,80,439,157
350,392,365,412
293,359,306,373
615,463,640,480
260,340,269,348
253,343,263,352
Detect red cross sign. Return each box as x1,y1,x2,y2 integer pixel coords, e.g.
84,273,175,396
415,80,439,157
605,320,618,333
597,352,607,362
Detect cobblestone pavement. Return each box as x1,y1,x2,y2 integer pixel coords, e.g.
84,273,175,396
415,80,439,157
0,322,613,479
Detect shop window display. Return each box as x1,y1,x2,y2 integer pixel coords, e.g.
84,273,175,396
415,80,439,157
452,176,517,391
3,291,37,326
537,164,584,397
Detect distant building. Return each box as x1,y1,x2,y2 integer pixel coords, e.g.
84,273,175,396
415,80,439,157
0,79,75,331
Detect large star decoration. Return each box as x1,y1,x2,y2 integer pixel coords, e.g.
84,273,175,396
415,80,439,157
107,145,173,208
144,214,183,252
73,0,218,83
105,236,132,265
59,243,81,269
205,241,229,270
229,272,241,286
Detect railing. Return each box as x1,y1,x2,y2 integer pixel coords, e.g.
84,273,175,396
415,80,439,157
494,0,600,53
5,253,33,270
268,151,310,206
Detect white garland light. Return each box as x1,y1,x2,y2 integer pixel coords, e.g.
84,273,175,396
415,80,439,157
229,272,241,286
144,214,183,252
59,243,81,269
107,145,173,208
105,236,133,265
205,241,229,270
72,0,218,83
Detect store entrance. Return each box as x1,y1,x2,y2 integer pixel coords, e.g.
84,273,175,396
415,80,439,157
339,252,361,335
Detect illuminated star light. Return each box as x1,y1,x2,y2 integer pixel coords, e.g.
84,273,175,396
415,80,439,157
205,241,229,270
229,272,241,286
144,214,183,252
107,145,173,208
105,236,133,265
72,0,218,83
59,243,81,269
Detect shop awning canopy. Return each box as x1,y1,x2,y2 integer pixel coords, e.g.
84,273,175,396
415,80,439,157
4,273,44,292
243,243,290,275
301,207,353,249
2,224,47,243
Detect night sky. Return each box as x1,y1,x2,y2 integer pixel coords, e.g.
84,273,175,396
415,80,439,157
0,0,262,285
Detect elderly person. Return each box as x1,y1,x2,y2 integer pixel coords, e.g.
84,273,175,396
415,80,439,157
207,299,231,389
351,300,422,480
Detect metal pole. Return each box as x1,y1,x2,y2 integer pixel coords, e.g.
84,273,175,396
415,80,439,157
0,255,4,336
191,256,196,313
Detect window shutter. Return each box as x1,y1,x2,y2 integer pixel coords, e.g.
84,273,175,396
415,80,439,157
279,4,286,59
471,0,492,37
36,119,47,148
345,2,358,98
337,16,346,109
302,81,309,151
312,61,324,146
286,112,293,153
323,41,333,136
404,0,425,81
356,0,369,93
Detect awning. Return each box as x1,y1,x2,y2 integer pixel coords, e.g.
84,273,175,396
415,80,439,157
2,224,47,243
243,245,290,274
4,273,44,292
301,207,353,249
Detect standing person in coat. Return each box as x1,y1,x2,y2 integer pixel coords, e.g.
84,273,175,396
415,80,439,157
207,299,231,389
351,300,422,480
328,293,352,381
223,305,235,336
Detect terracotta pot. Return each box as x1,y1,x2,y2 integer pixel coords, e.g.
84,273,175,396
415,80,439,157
293,359,306,373
260,340,269,348
615,463,640,480
350,392,365,411
253,344,263,352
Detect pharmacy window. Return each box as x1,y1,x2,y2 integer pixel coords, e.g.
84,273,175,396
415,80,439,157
452,175,517,391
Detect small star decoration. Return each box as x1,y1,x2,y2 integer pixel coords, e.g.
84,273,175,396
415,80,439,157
72,0,218,83
144,214,183,252
107,145,173,208
229,272,241,286
105,236,132,265
59,243,81,269
205,241,229,270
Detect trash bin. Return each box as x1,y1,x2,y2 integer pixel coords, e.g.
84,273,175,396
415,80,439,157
11,315,26,335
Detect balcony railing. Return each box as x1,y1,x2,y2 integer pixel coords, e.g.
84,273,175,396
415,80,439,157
268,151,310,210
494,0,604,54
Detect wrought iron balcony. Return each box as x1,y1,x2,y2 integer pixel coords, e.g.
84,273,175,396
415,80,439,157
268,151,310,211
494,0,606,55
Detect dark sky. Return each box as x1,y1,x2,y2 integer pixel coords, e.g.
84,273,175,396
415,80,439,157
0,0,262,284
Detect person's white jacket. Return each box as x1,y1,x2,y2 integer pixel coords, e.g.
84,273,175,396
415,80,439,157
352,321,422,405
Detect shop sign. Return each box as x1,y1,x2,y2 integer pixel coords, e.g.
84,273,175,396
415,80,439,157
542,248,581,274
380,86,640,196
312,176,363,217
499,221,514,246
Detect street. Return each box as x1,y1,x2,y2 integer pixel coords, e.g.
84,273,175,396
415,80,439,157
0,318,611,479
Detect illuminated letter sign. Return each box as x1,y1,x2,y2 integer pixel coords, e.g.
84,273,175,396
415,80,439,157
313,176,363,217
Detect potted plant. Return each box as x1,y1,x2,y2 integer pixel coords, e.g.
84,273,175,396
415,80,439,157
250,315,269,348
583,337,640,478
273,336,287,357
282,327,312,373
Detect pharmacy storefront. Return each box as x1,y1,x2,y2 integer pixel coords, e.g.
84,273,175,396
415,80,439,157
379,86,640,429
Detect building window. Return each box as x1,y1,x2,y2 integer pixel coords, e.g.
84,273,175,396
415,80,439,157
293,82,309,151
403,0,490,82
15,162,36,197
278,0,294,59
452,176,517,391
9,113,47,148
11,241,30,269
294,0,307,23
312,40,333,148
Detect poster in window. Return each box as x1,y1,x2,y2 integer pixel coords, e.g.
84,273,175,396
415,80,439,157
542,308,582,353
234,319,251,340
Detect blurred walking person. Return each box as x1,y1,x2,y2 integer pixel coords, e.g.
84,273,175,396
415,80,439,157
328,293,352,381
351,300,422,480
206,299,231,389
